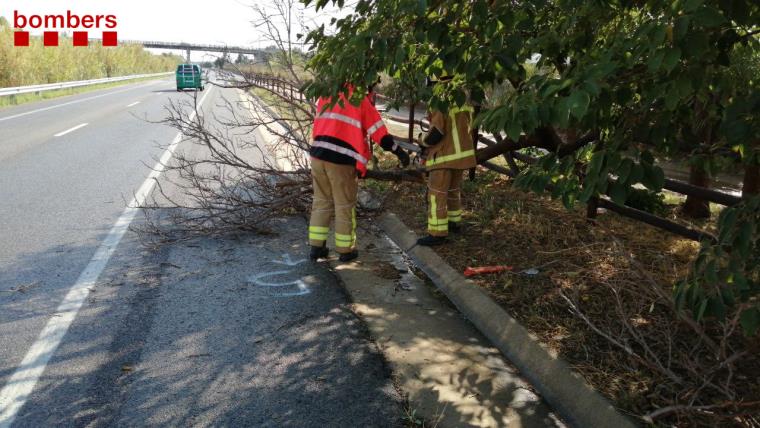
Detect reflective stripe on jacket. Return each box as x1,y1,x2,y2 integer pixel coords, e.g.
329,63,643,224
312,88,389,176
424,105,477,171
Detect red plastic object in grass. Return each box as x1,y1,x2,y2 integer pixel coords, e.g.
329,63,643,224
463,266,514,277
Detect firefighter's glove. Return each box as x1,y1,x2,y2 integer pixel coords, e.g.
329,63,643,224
394,147,410,167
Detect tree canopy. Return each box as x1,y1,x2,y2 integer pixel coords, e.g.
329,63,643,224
302,0,760,334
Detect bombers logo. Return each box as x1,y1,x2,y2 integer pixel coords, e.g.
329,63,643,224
12,10,118,47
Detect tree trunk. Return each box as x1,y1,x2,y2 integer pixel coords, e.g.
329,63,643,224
682,163,711,218
743,164,760,199
364,168,424,183
586,196,599,219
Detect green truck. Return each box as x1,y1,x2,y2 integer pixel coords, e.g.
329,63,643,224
176,64,204,91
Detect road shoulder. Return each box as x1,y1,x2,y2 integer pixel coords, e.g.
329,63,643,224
328,220,564,427
112,218,404,426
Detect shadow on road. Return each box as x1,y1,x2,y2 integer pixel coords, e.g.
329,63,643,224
0,219,405,427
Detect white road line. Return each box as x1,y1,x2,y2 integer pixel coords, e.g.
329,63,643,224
0,86,214,428
126,101,141,107
53,123,88,137
0,79,166,123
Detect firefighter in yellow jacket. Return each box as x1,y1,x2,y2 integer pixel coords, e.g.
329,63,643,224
417,93,476,246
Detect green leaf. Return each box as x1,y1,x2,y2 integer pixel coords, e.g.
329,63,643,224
562,192,576,209
648,49,665,73
606,151,622,171
514,173,529,189
721,287,736,307
567,90,590,120
541,79,572,97
416,0,427,15
629,163,644,184
595,176,610,195
674,16,691,41
735,222,752,259
650,166,665,190
740,308,760,336
496,53,516,70
394,47,406,66
609,180,628,205
641,151,655,165
708,297,727,320
453,89,466,107
531,175,548,194
582,80,601,96
640,164,656,189
718,208,738,242
650,24,668,45
676,75,693,99
587,150,605,179
540,153,557,170
506,120,522,141
735,272,749,293
578,183,596,203
551,182,564,200
662,47,681,73
553,98,571,128
696,299,709,321
684,31,709,57
614,86,633,105
693,6,726,28
705,260,719,284
617,159,634,183
683,0,705,13
493,107,508,134
665,88,680,110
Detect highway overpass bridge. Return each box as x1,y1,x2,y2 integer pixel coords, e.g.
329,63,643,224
123,40,261,62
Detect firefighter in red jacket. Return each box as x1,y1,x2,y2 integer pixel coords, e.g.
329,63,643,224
309,86,409,262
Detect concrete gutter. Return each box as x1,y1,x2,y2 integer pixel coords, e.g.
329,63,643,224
378,212,639,428
328,223,563,427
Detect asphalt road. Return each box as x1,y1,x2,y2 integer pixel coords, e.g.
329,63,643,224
0,76,401,426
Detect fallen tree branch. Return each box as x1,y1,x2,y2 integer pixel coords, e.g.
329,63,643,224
364,168,424,183
596,198,717,243
642,400,760,423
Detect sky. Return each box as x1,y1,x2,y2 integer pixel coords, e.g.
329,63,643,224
2,0,339,61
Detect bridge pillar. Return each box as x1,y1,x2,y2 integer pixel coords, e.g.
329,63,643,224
186,49,191,62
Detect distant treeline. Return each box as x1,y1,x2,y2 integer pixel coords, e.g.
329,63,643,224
0,18,183,87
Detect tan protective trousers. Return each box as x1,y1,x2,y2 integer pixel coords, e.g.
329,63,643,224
308,158,357,254
427,169,463,237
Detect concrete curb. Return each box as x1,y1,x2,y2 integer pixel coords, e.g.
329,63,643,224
378,212,639,428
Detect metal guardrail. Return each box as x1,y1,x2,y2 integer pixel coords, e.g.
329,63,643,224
0,72,173,97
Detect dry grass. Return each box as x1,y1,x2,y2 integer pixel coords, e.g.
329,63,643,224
378,163,760,427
